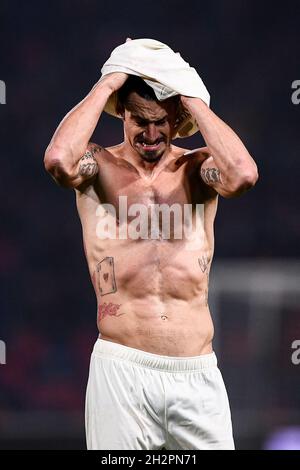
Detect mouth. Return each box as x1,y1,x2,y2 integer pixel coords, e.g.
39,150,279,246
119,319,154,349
136,138,165,152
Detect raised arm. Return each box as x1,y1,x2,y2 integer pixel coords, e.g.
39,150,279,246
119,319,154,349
181,96,258,198
44,72,128,188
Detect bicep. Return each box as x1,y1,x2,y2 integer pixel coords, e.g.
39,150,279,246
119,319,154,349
75,143,100,184
63,143,100,189
200,156,232,198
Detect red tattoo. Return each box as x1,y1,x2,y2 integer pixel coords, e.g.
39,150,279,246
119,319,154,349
98,302,123,321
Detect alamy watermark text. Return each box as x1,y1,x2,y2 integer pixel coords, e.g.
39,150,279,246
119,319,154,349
0,340,6,364
0,80,6,104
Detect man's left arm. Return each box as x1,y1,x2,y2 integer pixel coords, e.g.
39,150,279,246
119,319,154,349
181,96,259,198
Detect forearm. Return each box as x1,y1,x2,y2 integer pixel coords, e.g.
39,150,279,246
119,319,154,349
182,97,258,191
44,81,112,174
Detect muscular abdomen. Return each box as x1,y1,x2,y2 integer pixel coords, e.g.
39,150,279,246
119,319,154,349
75,152,217,356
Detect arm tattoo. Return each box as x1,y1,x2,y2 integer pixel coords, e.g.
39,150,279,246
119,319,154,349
201,167,221,184
78,146,101,177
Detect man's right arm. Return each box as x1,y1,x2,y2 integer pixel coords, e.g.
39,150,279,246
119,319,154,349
44,73,128,188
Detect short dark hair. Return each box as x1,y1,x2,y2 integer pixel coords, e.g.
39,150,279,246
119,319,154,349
115,75,180,116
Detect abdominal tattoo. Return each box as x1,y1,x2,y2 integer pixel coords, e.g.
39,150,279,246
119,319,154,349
96,257,117,296
198,255,210,273
201,167,221,184
98,302,124,321
198,255,211,306
95,257,125,321
78,145,101,177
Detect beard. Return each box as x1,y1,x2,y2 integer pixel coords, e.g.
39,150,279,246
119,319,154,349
139,147,165,162
134,136,167,162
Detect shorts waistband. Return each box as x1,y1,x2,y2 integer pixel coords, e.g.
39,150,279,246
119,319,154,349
92,338,218,372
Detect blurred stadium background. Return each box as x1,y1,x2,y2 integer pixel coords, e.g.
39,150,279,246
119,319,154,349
0,0,299,449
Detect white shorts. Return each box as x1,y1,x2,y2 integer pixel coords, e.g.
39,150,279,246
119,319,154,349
85,339,234,450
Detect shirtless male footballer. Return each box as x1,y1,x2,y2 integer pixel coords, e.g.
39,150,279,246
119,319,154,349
44,40,258,450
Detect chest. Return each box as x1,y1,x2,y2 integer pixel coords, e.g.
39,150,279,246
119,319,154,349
95,159,204,210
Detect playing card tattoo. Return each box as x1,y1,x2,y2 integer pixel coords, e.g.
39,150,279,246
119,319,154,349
96,257,117,296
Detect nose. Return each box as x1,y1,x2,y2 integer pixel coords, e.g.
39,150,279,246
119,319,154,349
144,123,160,143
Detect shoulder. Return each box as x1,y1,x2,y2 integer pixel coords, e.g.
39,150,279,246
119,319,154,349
182,146,210,161
87,142,104,160
94,143,127,165
85,142,121,168
173,145,218,200
171,145,210,169
172,144,210,159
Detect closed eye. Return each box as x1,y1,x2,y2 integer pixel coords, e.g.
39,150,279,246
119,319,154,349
156,118,167,125
136,119,148,126
134,116,168,126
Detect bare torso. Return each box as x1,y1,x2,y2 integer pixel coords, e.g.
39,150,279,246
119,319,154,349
75,144,218,356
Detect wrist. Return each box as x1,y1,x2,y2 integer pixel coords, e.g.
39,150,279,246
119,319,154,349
181,96,207,110
93,79,115,97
